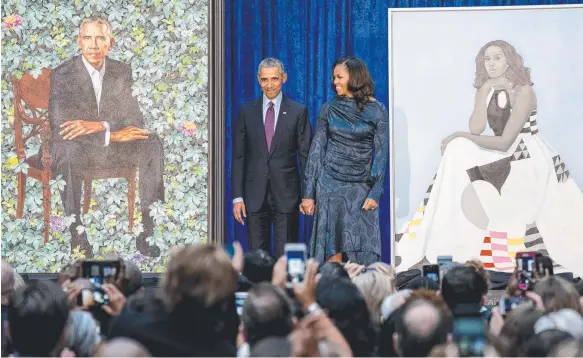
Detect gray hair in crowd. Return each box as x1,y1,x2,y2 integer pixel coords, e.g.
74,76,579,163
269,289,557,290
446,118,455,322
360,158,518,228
258,58,285,75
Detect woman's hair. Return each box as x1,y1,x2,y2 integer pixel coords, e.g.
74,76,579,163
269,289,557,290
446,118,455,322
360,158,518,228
331,56,374,111
352,271,395,324
473,40,533,89
500,303,545,356
464,259,490,294
318,261,349,280
533,276,583,316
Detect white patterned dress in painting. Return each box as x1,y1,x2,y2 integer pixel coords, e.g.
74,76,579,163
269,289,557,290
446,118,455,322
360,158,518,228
395,88,583,277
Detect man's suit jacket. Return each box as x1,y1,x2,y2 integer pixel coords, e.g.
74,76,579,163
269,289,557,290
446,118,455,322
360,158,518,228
49,55,143,147
232,95,312,213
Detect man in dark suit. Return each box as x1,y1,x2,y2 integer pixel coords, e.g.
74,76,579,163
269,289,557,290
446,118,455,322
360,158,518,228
49,16,163,258
232,58,312,257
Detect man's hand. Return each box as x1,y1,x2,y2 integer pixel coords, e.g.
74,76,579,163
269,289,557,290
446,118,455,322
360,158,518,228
101,283,126,316
233,202,247,225
60,120,105,140
110,126,150,142
300,199,315,216
293,260,318,309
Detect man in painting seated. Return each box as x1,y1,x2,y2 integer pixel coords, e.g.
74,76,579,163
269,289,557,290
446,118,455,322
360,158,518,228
49,15,164,257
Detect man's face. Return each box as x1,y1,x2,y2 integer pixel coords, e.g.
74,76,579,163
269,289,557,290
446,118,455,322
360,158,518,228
77,22,112,70
257,67,287,99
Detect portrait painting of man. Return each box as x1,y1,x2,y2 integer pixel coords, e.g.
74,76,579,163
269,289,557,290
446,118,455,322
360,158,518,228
1,1,209,272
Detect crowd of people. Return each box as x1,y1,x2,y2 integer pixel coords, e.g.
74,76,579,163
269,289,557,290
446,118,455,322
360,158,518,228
2,242,583,357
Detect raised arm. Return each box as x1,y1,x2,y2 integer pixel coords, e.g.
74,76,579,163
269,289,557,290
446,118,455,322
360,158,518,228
462,85,536,152
367,104,390,202
469,87,491,135
303,104,328,200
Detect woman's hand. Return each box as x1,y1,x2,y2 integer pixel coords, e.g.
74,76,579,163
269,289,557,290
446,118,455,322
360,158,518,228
441,132,466,155
483,76,513,91
362,198,378,211
300,199,315,216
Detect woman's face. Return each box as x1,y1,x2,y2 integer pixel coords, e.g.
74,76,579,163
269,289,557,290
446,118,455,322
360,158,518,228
333,64,351,97
484,45,509,79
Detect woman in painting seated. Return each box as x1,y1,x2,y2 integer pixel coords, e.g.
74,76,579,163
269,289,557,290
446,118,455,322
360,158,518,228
395,40,583,276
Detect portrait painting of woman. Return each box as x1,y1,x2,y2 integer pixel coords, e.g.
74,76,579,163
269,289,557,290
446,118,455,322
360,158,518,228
395,40,583,276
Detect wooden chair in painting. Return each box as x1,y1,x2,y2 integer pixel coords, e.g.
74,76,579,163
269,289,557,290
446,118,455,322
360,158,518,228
12,68,137,243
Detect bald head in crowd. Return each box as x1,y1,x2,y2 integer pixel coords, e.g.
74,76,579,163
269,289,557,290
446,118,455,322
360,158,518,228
394,299,452,357
94,338,151,357
1,260,15,306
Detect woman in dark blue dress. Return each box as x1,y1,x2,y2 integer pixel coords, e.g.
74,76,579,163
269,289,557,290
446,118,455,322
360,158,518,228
301,57,389,265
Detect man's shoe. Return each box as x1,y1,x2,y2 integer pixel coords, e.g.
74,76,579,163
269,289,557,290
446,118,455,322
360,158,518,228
136,233,160,258
71,230,93,259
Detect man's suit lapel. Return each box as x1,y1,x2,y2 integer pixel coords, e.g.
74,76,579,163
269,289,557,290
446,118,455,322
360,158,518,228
268,95,289,157
252,96,269,157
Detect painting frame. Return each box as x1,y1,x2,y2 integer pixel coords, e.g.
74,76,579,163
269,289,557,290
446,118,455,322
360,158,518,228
387,4,583,269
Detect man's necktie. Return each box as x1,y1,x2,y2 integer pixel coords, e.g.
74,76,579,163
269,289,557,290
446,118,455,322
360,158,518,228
265,101,275,150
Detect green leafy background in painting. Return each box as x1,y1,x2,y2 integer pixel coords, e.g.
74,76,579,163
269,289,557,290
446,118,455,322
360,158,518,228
1,0,208,273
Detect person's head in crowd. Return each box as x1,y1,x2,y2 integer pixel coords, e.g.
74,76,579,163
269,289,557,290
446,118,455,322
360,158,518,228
404,289,451,316
440,262,463,280
249,336,291,357
524,329,573,357
316,276,378,357
532,275,583,316
549,337,583,357
535,308,583,339
1,260,15,306
401,275,440,291
125,289,167,316
57,259,83,287
162,244,239,342
441,266,488,315
464,259,490,295
381,289,413,321
535,254,554,277
393,299,452,357
122,260,144,296
13,272,25,291
66,310,101,357
243,249,275,284
8,281,70,357
499,303,545,356
94,337,151,357
318,261,349,281
241,282,295,346
352,271,396,324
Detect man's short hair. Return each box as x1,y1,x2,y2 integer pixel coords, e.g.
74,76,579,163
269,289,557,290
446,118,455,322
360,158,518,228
257,58,285,75
8,281,70,356
441,266,487,311
162,244,238,309
316,276,378,357
242,283,294,346
395,299,452,357
79,15,113,38
123,260,143,296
